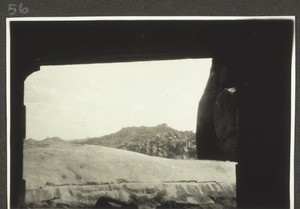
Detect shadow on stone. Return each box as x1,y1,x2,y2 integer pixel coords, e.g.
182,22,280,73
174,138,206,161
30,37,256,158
93,197,138,209
157,201,202,209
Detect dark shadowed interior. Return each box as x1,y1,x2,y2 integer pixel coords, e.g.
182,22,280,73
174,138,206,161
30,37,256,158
9,20,293,208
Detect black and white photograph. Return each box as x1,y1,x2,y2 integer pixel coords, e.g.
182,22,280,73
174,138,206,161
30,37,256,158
6,17,295,209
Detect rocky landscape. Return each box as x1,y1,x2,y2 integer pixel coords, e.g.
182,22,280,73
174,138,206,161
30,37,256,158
24,137,236,209
75,124,197,159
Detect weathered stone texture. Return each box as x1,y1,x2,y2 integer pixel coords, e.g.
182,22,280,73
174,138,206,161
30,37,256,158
196,59,238,161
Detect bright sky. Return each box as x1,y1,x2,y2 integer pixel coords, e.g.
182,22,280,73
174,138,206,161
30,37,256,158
24,58,211,140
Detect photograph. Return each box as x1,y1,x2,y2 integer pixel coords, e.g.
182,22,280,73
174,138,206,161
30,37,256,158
23,58,236,209
6,17,294,209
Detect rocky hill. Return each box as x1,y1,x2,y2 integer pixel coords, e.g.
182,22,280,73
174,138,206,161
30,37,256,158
24,137,66,149
83,124,197,159
25,124,197,159
84,124,193,146
120,130,197,159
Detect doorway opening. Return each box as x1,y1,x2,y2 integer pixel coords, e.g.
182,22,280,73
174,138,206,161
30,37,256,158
23,58,236,209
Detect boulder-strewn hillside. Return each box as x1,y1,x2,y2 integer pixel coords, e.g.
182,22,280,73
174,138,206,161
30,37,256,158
24,124,197,159
82,124,197,159
84,124,194,146
120,131,197,159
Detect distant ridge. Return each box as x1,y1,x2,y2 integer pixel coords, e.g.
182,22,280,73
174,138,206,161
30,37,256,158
24,124,197,158
24,138,37,143
43,137,64,142
84,123,195,148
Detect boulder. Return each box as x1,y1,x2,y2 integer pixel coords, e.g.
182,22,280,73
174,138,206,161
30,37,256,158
214,88,238,161
196,59,239,161
196,59,230,160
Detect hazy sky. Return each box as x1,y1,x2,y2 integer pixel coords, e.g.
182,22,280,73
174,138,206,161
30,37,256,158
24,58,211,140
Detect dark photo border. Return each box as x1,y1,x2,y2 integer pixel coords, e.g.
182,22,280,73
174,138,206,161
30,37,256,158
6,17,294,209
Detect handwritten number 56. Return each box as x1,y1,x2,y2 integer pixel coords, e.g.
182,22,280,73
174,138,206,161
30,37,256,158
8,3,29,15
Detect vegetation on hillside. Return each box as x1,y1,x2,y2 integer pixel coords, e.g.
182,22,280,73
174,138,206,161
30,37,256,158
120,130,197,159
